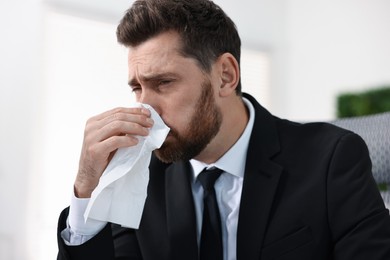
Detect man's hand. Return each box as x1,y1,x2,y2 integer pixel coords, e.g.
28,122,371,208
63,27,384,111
74,107,154,198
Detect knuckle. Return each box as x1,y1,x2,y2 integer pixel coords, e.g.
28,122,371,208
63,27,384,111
84,124,93,136
113,112,126,121
86,114,98,125
86,144,98,157
84,118,99,135
113,107,122,113
110,120,122,131
86,117,93,124
112,107,125,115
83,134,94,146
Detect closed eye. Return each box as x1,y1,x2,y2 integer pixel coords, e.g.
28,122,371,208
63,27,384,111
130,84,142,93
158,78,175,86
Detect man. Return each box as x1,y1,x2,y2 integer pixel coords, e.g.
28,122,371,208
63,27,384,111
57,0,390,259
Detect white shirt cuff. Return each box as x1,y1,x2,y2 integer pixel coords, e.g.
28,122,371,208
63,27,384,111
61,189,107,245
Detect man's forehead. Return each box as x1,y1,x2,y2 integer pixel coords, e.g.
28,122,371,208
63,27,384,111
128,45,177,63
127,47,180,76
127,39,183,72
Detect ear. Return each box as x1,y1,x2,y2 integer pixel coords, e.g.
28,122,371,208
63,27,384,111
216,53,240,97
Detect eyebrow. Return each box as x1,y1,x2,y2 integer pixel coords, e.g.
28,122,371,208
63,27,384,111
128,72,179,87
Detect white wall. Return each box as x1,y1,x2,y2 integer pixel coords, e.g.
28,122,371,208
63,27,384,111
0,1,43,259
285,0,390,120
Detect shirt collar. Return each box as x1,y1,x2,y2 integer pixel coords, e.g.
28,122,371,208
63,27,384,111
190,97,255,179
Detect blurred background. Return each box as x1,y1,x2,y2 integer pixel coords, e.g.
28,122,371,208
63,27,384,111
1,0,390,259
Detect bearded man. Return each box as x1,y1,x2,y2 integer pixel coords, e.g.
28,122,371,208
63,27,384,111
57,0,390,259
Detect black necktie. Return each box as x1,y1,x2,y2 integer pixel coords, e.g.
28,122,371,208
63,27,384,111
198,168,223,260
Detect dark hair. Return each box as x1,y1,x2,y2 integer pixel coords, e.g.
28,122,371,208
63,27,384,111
117,0,242,94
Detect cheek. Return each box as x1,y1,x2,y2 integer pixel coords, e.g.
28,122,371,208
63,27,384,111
162,101,196,133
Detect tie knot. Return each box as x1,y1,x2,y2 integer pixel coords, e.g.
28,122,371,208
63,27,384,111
198,168,223,191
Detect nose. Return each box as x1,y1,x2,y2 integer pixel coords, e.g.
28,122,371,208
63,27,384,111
138,89,161,114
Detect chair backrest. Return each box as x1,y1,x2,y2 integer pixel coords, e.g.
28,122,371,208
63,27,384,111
330,112,390,185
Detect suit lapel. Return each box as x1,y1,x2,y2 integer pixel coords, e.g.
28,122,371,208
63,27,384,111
237,94,284,260
237,154,283,259
165,161,199,260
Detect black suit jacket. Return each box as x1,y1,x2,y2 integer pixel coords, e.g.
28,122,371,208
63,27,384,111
57,94,390,260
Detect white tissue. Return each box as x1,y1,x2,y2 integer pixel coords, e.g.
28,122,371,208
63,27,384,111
84,104,170,228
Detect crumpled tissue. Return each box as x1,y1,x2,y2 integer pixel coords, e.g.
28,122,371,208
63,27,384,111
84,104,170,228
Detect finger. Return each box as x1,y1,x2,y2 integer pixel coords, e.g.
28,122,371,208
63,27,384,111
92,135,140,157
91,107,151,121
86,108,153,135
97,112,154,130
97,121,150,142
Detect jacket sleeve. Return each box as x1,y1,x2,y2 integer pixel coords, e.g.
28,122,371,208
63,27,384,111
57,207,143,260
327,133,390,259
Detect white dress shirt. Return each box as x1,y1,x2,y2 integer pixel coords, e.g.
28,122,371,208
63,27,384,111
62,98,255,260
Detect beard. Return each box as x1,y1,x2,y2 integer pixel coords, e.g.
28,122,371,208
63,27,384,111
154,79,222,163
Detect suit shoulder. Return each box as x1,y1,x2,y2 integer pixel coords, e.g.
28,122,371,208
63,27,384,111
275,117,353,140
273,117,366,155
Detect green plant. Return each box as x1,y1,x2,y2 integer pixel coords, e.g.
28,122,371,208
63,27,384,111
377,183,388,192
337,86,390,118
